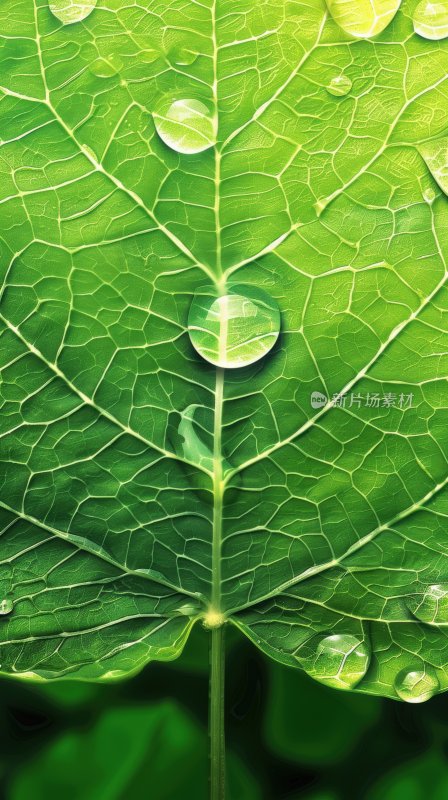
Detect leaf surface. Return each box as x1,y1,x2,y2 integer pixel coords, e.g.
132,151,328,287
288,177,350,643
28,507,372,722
1,0,448,700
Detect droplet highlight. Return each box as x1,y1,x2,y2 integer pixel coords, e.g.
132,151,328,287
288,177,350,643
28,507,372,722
298,633,370,690
171,47,198,66
326,74,353,97
49,0,97,25
90,55,123,79
394,666,439,703
153,98,216,155
188,285,281,369
423,187,436,204
326,0,401,38
418,137,448,196
407,584,448,624
413,0,448,40
0,599,13,616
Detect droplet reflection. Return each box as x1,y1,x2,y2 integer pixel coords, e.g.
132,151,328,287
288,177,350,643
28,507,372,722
153,98,215,155
325,0,401,38
407,583,448,624
171,47,198,66
298,633,370,690
0,599,13,616
188,285,281,369
413,0,448,40
49,0,97,25
326,74,352,96
395,666,439,703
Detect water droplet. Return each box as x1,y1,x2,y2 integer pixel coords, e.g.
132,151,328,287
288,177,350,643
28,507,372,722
0,599,13,616
326,74,353,97
418,136,448,195
177,404,214,472
395,666,439,703
188,284,281,369
140,48,159,64
423,187,436,203
326,0,401,38
171,47,198,66
407,584,448,624
100,669,127,681
298,633,370,690
413,0,448,40
153,98,216,155
49,0,97,25
177,603,201,617
90,55,123,79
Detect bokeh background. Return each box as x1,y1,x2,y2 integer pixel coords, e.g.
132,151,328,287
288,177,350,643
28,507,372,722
0,625,445,799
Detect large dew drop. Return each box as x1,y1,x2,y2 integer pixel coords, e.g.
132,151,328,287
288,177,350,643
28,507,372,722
0,599,13,616
49,0,97,24
326,0,401,38
153,99,216,155
413,1,448,39
188,285,281,369
394,666,439,703
298,633,370,690
326,74,353,97
418,137,448,195
407,584,448,624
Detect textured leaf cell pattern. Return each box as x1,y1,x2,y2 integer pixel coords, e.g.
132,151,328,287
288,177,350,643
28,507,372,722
0,0,448,704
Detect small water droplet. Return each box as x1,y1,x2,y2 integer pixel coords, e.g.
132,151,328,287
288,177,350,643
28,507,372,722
326,74,353,97
188,284,281,369
0,599,13,616
407,583,448,624
177,603,201,617
423,187,436,203
418,136,448,196
326,0,401,38
171,46,198,66
177,404,214,472
153,98,216,155
413,0,448,39
140,48,159,64
298,633,370,690
90,55,123,79
49,0,97,25
395,666,439,703
100,669,127,681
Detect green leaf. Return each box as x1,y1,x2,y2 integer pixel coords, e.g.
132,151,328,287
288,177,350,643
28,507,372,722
1,0,448,703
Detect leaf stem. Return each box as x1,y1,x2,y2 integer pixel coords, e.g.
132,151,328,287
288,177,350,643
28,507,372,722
210,624,226,800
212,366,225,610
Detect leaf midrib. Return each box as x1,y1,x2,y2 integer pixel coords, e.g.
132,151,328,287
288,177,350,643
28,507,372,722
2,0,446,628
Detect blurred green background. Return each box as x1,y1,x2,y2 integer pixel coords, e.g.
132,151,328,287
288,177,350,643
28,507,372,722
1,624,445,800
